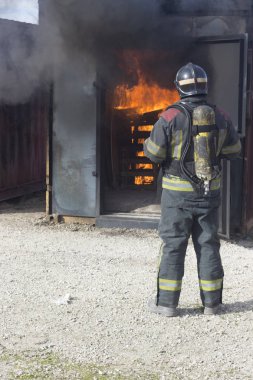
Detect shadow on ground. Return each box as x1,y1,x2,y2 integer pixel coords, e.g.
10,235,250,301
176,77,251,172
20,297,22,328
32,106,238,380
0,191,45,214
179,299,253,317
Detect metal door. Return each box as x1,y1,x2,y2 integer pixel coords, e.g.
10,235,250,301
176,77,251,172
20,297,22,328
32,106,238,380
52,55,97,217
195,35,248,237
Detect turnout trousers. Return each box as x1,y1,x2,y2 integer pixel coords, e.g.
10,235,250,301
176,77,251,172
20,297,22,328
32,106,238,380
157,189,224,308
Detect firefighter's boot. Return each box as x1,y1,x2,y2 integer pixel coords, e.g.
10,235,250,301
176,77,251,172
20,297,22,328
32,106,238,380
204,305,220,315
148,298,177,317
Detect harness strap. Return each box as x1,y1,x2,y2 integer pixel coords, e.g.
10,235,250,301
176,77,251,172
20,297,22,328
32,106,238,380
163,101,220,193
192,124,218,135
164,160,195,178
167,102,202,189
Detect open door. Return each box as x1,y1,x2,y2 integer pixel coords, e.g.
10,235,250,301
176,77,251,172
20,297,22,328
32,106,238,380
195,34,247,237
52,55,97,217
97,35,248,232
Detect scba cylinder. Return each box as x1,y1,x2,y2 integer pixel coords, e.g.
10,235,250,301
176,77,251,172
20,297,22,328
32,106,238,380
193,105,216,182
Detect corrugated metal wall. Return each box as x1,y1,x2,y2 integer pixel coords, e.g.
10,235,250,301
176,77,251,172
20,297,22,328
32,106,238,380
0,90,49,201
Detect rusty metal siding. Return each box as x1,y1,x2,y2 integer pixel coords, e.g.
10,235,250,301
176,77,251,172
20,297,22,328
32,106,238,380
0,90,48,201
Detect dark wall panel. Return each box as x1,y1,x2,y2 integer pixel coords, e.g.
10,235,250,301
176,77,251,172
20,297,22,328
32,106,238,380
0,91,48,201
244,48,253,234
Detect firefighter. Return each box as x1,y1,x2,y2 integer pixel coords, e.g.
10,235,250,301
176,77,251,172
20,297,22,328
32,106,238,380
144,62,241,317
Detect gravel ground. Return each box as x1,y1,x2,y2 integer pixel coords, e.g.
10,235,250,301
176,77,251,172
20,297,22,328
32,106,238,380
0,194,252,379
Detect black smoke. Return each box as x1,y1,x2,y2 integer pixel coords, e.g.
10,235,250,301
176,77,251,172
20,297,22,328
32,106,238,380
0,0,250,103
0,19,48,103
159,0,252,14
43,0,197,90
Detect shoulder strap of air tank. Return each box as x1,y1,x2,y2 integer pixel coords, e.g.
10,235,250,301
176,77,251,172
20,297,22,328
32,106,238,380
176,101,203,187
165,101,193,115
165,102,201,186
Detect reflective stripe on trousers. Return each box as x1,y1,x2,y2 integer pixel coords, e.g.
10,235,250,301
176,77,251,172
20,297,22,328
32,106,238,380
159,278,182,292
199,278,223,291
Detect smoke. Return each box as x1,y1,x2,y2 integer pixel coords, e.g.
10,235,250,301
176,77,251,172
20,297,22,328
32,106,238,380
44,0,193,54
43,0,197,90
159,0,252,14
0,21,40,103
0,0,250,103
0,0,192,103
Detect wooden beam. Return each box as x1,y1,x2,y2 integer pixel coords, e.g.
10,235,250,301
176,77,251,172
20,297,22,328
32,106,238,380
58,216,96,225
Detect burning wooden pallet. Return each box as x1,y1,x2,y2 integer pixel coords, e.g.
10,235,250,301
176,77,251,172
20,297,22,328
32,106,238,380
118,109,161,189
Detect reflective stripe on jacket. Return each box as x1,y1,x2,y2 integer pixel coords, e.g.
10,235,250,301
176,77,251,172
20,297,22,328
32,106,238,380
143,97,241,178
162,175,221,192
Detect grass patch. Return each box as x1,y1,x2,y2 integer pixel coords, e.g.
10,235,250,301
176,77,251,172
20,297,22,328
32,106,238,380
0,350,159,380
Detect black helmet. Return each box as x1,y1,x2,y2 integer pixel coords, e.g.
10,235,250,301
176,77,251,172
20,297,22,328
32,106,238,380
175,62,208,98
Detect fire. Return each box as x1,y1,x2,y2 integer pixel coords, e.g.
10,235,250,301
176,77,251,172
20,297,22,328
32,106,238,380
138,125,153,132
113,51,179,187
136,163,153,170
114,75,179,114
135,176,154,185
113,51,179,114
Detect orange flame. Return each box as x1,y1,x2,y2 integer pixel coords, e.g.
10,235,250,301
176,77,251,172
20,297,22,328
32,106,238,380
113,51,179,114
113,51,179,186
138,125,153,132
136,163,153,170
135,176,154,185
114,75,179,114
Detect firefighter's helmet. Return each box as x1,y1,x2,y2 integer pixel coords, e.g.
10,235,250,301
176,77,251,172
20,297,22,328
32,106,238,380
175,62,208,98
